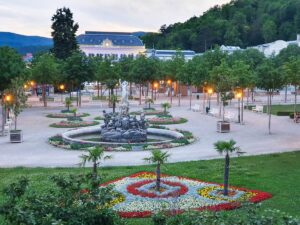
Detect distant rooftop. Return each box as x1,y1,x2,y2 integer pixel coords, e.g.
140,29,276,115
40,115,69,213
77,31,144,47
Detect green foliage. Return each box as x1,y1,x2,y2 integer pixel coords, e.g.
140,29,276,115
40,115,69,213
141,0,300,52
161,102,171,114
51,7,79,59
0,47,26,92
152,204,300,225
214,139,241,155
0,174,124,225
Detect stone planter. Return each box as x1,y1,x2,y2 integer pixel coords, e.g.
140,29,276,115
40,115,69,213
10,130,23,143
217,121,230,133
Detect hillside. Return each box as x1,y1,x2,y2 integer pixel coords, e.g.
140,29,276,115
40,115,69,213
0,32,52,54
141,0,300,52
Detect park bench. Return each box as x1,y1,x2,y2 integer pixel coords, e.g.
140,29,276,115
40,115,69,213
209,108,219,117
252,105,263,113
191,104,201,112
224,111,236,121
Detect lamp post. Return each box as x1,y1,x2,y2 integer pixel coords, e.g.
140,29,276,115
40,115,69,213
4,94,12,120
236,92,242,123
167,79,172,105
59,84,65,102
207,88,213,110
154,82,158,100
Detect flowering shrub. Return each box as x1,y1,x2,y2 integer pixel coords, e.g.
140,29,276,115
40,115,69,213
101,172,272,218
47,113,90,118
148,116,188,125
50,120,99,128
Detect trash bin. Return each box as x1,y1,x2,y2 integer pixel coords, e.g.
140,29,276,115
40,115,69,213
196,94,199,100
206,107,210,114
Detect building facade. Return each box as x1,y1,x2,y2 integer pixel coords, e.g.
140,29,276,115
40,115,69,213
146,49,196,61
77,31,146,59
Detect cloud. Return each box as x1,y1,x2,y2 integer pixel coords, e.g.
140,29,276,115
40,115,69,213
0,0,231,37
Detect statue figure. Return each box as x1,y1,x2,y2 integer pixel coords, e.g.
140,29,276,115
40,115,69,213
119,80,129,115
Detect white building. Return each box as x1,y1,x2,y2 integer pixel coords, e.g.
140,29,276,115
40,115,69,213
220,45,241,54
146,49,196,61
250,34,300,57
77,31,146,59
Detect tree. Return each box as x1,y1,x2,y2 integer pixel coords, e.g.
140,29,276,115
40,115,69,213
283,57,300,118
65,98,72,111
210,60,235,120
31,53,60,107
145,97,154,109
143,150,170,191
161,102,171,115
0,47,26,134
80,146,112,187
214,139,241,196
110,94,119,113
63,51,94,107
256,58,284,134
262,19,277,43
6,77,27,130
51,7,79,59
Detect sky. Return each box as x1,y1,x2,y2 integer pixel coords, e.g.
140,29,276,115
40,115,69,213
0,0,231,37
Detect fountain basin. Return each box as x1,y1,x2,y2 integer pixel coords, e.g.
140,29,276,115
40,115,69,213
62,127,184,146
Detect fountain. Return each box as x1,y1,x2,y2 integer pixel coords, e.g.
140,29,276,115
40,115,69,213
60,80,189,150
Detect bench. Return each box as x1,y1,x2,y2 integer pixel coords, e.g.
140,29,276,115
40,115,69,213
191,104,201,112
224,111,236,121
209,108,219,117
252,105,263,113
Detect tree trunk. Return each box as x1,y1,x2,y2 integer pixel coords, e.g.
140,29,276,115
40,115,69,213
268,92,272,135
246,88,250,107
294,85,297,118
189,85,192,110
222,102,225,121
14,115,17,130
178,81,181,106
170,83,173,105
285,85,288,103
223,153,230,196
202,86,206,113
93,161,97,179
241,89,244,124
156,163,161,191
129,82,132,97
139,84,142,105
151,83,154,100
100,84,103,98
79,88,82,107
42,84,47,107
1,97,5,135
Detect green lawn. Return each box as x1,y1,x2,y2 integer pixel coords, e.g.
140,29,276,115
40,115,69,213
263,104,300,115
0,151,299,225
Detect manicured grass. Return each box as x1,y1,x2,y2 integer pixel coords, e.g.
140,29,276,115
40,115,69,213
49,120,99,128
0,152,299,225
263,104,300,115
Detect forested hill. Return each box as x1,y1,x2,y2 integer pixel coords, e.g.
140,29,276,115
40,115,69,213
141,0,300,53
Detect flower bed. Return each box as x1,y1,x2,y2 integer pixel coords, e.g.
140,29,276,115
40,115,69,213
48,127,195,151
49,120,99,128
47,113,90,118
130,110,165,116
94,116,104,120
100,172,272,218
148,116,188,125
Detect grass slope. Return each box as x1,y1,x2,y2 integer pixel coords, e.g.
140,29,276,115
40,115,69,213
0,151,299,225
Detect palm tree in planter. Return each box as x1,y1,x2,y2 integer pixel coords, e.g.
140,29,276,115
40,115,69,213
145,97,154,110
80,146,112,186
143,150,171,192
161,102,171,115
214,139,242,196
65,98,72,112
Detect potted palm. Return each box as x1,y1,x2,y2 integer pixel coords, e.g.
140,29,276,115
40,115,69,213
161,102,171,115
143,150,170,191
214,139,242,196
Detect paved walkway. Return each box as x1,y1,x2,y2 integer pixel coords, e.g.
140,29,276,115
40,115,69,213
0,98,300,168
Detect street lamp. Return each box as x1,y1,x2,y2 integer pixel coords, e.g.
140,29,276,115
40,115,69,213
154,82,158,100
236,91,242,123
167,80,172,104
207,88,213,110
59,84,65,102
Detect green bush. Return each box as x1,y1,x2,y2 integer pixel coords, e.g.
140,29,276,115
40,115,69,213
67,116,83,121
152,204,300,225
276,111,293,116
92,96,107,100
0,175,125,225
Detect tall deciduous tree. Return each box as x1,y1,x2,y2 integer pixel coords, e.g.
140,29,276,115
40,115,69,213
257,58,284,134
283,57,300,118
31,53,60,107
51,7,79,60
0,47,26,134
